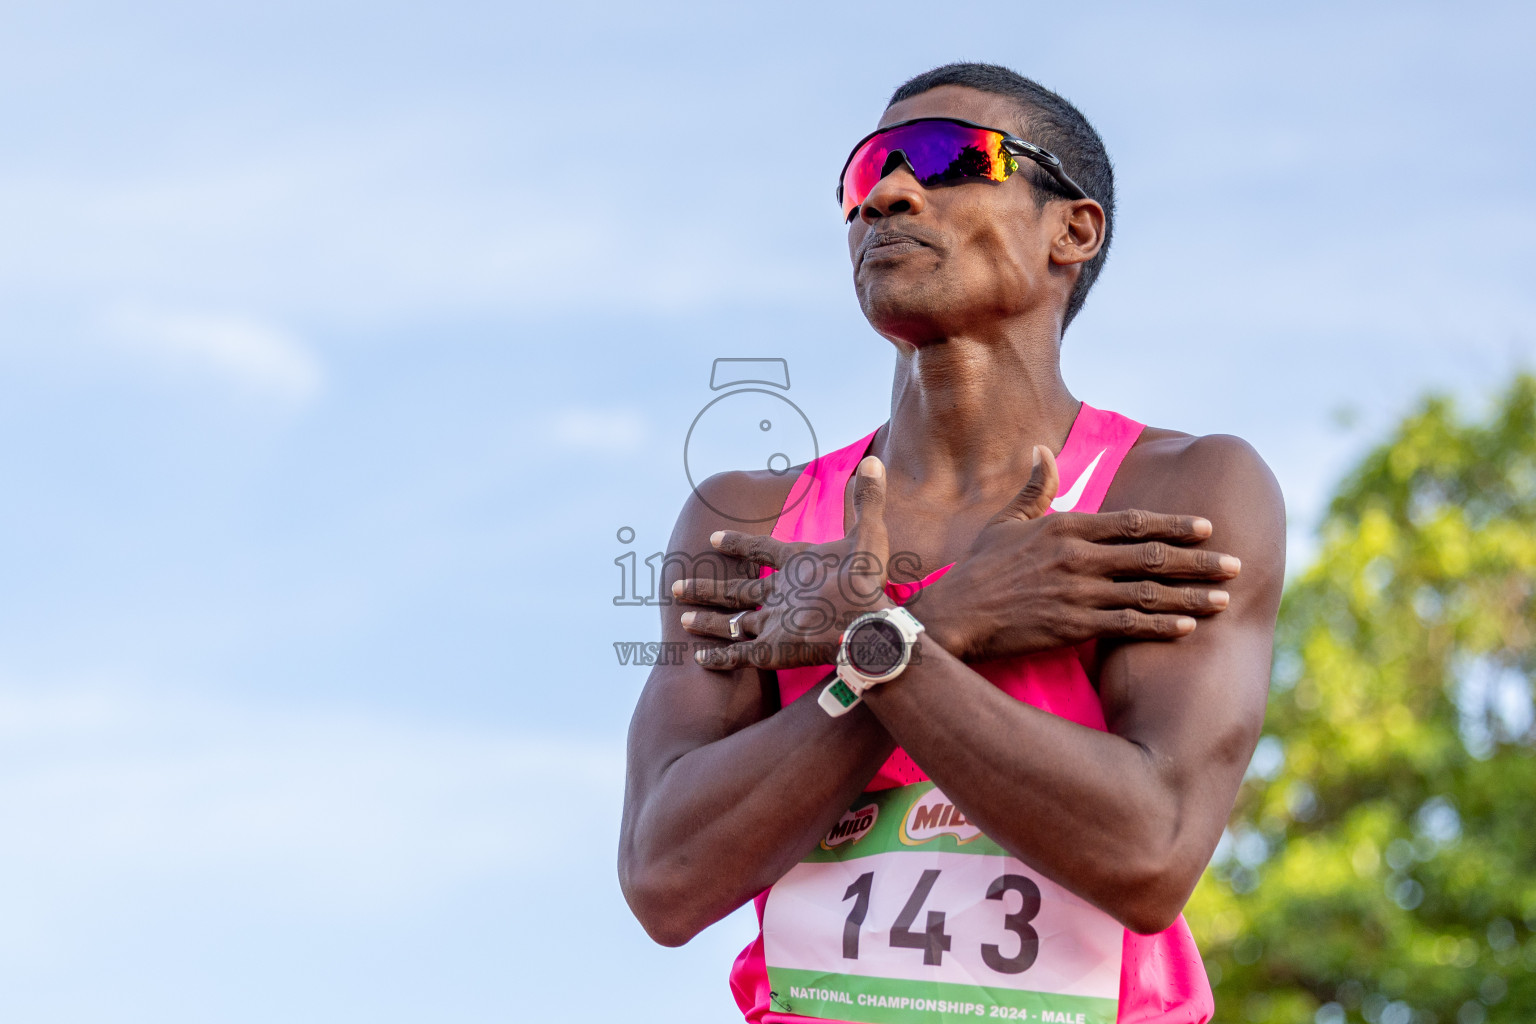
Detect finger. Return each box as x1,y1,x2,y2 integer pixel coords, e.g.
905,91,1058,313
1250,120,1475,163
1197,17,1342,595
679,607,763,640
1103,580,1232,616
711,529,790,569
990,445,1060,523
1066,509,1215,544
1098,540,1241,580
671,575,770,608
694,640,767,671
849,456,890,558
1091,608,1199,640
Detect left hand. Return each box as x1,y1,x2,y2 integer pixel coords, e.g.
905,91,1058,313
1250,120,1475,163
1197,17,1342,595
676,455,894,671
919,444,1238,661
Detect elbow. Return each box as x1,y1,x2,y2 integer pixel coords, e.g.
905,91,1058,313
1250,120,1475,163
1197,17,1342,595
630,898,704,949
1118,897,1185,937
1094,785,1207,935
619,857,710,948
1106,857,1201,936
1108,873,1189,935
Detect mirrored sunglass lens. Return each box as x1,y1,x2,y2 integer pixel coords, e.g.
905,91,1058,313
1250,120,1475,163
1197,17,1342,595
892,124,1001,185
840,123,1014,218
842,137,893,217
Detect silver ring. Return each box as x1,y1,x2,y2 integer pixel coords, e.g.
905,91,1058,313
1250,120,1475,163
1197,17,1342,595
728,610,750,640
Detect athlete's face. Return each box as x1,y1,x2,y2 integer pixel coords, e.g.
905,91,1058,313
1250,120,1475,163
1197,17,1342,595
847,85,1102,346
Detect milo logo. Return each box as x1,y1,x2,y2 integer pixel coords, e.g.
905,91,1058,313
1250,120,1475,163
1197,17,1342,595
899,787,983,845
821,803,878,850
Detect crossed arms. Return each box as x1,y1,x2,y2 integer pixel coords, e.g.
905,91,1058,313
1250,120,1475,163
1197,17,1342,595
619,433,1285,945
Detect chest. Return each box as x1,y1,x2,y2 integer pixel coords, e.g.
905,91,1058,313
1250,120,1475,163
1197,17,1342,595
839,485,1000,583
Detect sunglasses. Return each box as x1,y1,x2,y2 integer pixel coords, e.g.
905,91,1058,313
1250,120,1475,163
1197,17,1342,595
836,117,1088,222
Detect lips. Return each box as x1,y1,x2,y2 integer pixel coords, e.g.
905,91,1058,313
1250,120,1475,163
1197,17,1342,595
858,232,931,267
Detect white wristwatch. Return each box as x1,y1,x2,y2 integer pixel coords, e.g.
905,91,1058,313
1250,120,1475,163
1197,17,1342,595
817,606,926,717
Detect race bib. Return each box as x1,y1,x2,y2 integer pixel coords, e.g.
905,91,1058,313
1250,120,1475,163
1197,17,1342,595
762,783,1122,1024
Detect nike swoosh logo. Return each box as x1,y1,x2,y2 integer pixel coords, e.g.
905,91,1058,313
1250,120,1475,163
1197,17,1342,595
1051,448,1106,512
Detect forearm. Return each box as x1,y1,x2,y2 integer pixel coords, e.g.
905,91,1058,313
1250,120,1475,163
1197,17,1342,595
902,576,979,657
860,639,1202,933
621,684,896,945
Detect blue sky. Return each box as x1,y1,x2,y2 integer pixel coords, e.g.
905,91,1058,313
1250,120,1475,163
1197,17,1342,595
1,2,1533,1021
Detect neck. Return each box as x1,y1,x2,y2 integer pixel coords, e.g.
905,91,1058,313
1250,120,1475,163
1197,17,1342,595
873,322,1079,503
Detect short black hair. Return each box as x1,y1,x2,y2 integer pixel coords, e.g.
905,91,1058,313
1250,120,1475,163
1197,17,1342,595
889,63,1115,333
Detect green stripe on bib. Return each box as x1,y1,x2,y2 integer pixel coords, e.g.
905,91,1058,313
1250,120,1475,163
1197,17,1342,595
768,966,1116,1024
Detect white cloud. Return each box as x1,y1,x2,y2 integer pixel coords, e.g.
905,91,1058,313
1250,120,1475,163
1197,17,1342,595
105,305,323,402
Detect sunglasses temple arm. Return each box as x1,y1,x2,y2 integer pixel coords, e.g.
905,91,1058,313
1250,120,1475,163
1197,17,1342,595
1008,141,1090,201
1051,166,1090,201
1034,157,1089,201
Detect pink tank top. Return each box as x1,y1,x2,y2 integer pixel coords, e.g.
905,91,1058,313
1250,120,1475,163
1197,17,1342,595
728,403,1214,1024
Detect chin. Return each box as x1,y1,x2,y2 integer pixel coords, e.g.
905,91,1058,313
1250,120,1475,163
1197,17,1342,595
860,301,948,349
859,271,937,319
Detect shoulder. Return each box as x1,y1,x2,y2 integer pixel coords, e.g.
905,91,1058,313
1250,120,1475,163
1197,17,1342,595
664,463,808,556
683,464,809,530
1110,427,1284,523
1106,425,1287,597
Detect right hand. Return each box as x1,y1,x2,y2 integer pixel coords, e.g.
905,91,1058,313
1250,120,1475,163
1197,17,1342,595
916,445,1241,661
675,455,898,673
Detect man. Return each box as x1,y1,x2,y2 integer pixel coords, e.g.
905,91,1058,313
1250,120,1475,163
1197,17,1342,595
619,62,1284,1024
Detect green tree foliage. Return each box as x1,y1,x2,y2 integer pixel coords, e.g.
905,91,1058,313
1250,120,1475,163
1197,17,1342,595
1187,375,1536,1024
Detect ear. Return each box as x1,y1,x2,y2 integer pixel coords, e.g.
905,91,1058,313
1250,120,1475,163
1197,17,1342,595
1048,198,1106,267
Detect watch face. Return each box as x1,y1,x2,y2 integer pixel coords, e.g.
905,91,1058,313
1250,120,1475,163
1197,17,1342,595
847,618,907,677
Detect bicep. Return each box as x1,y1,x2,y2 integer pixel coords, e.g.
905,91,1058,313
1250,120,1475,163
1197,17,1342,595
1096,435,1286,839
624,473,785,788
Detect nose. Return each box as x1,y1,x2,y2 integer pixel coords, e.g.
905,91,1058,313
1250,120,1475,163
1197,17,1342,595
857,153,927,223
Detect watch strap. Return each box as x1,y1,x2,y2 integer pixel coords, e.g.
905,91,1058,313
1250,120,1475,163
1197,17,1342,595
817,674,865,717
818,606,925,717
